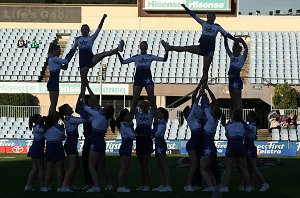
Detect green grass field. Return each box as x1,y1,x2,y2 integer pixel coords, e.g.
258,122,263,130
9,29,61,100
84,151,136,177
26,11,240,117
1,154,300,198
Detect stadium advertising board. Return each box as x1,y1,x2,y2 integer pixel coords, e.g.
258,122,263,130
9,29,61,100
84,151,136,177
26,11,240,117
0,82,129,95
143,0,231,12
0,6,81,23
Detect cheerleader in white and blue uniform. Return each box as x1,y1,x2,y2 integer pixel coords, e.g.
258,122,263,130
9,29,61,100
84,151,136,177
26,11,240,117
116,109,135,193
59,103,85,192
69,14,124,96
200,93,223,192
44,113,66,192
224,37,248,110
134,101,154,192
80,84,115,193
152,107,172,192
244,111,270,192
162,3,238,85
219,110,251,192
25,114,47,192
117,41,169,114
182,91,204,192
47,42,70,115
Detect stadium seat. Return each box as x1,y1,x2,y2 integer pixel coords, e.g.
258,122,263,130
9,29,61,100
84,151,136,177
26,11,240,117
271,129,280,140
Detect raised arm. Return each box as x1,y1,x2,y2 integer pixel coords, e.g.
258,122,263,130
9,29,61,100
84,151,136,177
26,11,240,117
69,116,85,125
224,37,233,57
90,14,107,41
151,51,169,62
204,84,217,105
117,52,135,64
181,4,205,25
239,38,248,60
190,94,201,115
218,25,236,41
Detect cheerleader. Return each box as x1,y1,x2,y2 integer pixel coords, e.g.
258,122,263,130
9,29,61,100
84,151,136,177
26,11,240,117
219,110,251,192
25,114,47,192
47,42,70,115
81,84,115,193
244,111,270,192
162,3,238,89
44,112,66,192
59,103,85,192
69,14,124,96
152,107,172,192
134,101,154,192
117,41,169,115
182,89,204,192
224,37,248,110
200,91,224,192
116,109,135,193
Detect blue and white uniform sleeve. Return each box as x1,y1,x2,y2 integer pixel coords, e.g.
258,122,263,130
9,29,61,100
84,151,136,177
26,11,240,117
69,116,85,125
90,27,101,42
72,37,79,50
83,105,100,117
224,37,233,57
151,53,168,62
155,120,166,138
218,25,235,40
122,56,136,64
190,95,201,115
240,39,248,61
53,56,69,65
34,124,44,134
204,107,215,124
183,5,205,25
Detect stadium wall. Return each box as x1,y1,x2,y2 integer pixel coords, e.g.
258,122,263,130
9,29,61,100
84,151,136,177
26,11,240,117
0,5,300,31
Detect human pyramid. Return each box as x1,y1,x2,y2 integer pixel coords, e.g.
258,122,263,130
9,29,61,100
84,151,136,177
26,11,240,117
24,4,269,193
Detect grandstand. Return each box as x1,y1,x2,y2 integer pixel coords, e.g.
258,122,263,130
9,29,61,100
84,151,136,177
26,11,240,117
0,1,300,143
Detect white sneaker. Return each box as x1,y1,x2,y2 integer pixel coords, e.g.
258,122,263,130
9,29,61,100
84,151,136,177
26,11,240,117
40,187,48,192
117,186,131,193
219,186,229,192
70,185,80,191
161,40,171,51
86,186,101,193
105,184,113,191
24,185,35,191
56,188,61,192
184,185,194,192
260,183,270,192
142,185,150,192
152,185,165,191
244,186,253,192
59,186,73,192
81,185,92,191
118,40,125,52
136,185,144,191
202,186,216,192
159,186,172,192
192,186,201,191
239,185,245,191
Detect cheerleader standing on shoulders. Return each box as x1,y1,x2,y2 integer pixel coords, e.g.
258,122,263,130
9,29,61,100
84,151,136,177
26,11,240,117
219,110,251,192
134,101,154,192
25,114,47,192
59,101,85,192
116,109,135,193
44,112,66,192
81,84,115,193
152,107,172,192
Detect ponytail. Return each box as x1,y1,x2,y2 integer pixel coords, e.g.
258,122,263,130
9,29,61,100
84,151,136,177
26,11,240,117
220,113,226,126
105,106,115,133
158,107,169,123
29,116,34,130
58,104,69,121
110,118,116,134
29,114,41,130
180,106,190,126
116,109,130,130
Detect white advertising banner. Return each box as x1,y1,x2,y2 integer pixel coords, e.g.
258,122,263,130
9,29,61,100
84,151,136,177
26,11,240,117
0,82,129,95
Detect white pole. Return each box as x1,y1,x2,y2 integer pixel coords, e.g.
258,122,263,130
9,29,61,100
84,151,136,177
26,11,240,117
270,93,272,110
99,64,103,106
123,90,126,109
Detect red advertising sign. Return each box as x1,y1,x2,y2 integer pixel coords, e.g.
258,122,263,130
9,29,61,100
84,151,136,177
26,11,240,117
5,146,29,154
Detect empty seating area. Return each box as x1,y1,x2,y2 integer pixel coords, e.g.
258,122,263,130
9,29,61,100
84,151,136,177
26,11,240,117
271,127,300,141
0,28,300,84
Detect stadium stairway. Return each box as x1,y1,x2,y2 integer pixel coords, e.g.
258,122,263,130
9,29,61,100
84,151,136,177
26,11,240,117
257,129,272,140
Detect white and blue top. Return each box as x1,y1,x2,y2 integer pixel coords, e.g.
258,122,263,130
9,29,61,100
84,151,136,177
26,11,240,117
73,28,100,53
245,122,256,140
32,124,45,141
120,121,135,140
44,124,65,142
154,119,167,138
83,105,108,132
203,107,218,136
48,56,69,73
135,110,154,127
225,39,248,77
225,121,247,139
64,116,85,135
187,97,203,133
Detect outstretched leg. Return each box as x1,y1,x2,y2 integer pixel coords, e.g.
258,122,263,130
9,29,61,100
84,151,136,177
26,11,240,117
162,41,202,54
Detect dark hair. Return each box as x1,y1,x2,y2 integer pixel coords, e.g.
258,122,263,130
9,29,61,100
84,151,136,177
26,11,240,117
232,109,243,121
58,104,69,121
105,106,116,133
180,106,190,125
48,42,60,56
81,24,90,32
29,114,41,130
158,107,169,122
213,107,223,120
207,12,216,18
247,111,259,124
44,112,59,130
233,42,242,52
116,109,130,130
140,41,148,45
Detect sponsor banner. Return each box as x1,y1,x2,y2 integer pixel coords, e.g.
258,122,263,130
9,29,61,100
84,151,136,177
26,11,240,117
144,0,231,11
0,6,81,23
289,142,300,156
5,146,29,154
0,82,129,95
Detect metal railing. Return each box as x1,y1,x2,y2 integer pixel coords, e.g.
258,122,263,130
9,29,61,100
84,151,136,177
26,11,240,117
0,105,49,117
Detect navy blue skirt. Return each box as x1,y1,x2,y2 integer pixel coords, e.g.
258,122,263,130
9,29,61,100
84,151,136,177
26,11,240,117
155,137,167,157
229,76,243,91
201,133,217,157
119,139,133,157
225,138,245,158
90,128,106,154
45,142,65,162
79,49,94,68
64,132,79,155
47,72,59,92
27,139,45,159
186,132,202,152
136,136,153,157
134,68,154,87
198,36,215,57
244,139,257,158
